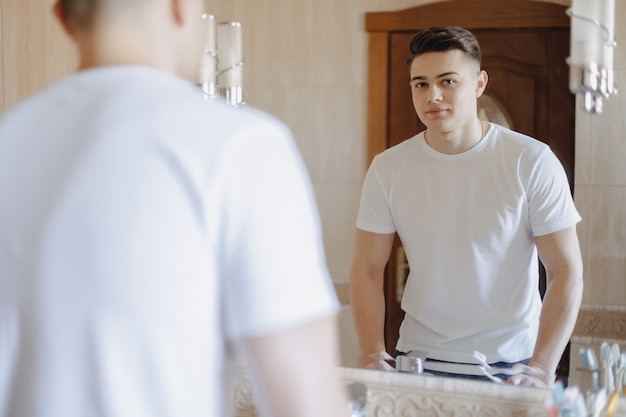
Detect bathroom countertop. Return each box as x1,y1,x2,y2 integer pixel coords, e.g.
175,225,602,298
339,366,550,417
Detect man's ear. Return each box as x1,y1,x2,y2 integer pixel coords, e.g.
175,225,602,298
476,69,488,98
52,0,75,39
170,0,186,26
170,0,203,26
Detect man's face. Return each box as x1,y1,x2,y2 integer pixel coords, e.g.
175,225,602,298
409,50,486,133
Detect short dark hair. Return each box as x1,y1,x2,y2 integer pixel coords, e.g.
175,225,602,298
59,0,146,30
407,26,481,67
58,0,98,29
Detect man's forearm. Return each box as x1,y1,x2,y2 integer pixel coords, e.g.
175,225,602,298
530,270,583,379
350,267,387,366
349,230,396,368
526,226,583,386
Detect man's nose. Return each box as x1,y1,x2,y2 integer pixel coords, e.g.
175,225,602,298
426,86,443,103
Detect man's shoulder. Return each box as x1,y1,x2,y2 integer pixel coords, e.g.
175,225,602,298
489,123,549,156
490,123,547,147
373,134,422,163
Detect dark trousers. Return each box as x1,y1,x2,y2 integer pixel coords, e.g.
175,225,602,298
394,350,530,382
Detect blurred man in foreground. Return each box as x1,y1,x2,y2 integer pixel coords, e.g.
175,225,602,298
0,1,349,416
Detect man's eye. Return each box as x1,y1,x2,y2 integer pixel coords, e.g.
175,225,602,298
443,79,456,85
413,82,427,89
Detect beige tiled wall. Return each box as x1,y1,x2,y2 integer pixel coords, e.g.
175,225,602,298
568,0,626,389
0,1,78,109
574,0,626,307
1,0,624,371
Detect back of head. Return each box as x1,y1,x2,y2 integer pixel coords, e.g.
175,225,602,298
407,26,481,67
58,0,148,31
56,0,204,80
59,0,102,30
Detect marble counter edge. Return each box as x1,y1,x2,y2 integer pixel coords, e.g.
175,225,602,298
339,366,551,417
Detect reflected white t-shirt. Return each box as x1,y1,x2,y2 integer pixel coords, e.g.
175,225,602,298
357,123,580,364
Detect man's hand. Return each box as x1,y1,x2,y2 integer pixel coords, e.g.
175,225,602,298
363,351,397,372
506,363,554,388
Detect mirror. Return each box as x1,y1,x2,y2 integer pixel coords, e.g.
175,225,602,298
353,0,626,402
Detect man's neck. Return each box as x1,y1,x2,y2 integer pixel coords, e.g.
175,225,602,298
424,119,487,155
75,24,179,76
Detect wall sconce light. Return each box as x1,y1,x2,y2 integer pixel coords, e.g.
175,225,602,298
196,14,245,107
567,0,617,114
217,22,244,107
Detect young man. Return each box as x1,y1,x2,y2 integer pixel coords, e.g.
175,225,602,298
350,26,583,387
0,1,349,416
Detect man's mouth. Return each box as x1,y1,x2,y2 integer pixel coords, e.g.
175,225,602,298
425,107,447,115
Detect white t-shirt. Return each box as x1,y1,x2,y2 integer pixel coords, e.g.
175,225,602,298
0,66,338,417
356,123,581,364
